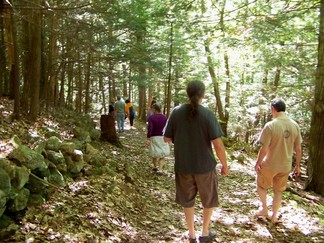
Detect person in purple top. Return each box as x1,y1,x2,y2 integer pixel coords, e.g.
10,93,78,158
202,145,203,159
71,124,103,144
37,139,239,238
146,103,170,174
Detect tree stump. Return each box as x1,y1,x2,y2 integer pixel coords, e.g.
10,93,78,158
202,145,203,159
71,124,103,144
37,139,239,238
100,114,121,146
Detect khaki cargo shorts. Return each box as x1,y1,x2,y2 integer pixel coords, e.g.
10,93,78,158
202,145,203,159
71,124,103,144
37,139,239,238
257,165,290,192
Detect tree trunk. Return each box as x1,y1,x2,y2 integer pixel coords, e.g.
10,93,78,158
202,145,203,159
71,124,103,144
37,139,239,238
122,64,128,99
305,0,324,196
223,52,230,136
100,114,121,146
263,69,268,84
3,0,20,118
75,52,83,113
99,74,106,114
138,79,146,120
58,61,67,107
46,12,59,110
66,55,74,108
21,8,31,113
166,19,173,118
84,52,91,114
204,39,226,132
0,13,6,96
274,66,281,87
28,0,42,121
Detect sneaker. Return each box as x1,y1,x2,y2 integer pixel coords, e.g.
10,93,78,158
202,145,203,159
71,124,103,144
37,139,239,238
199,232,216,243
156,169,164,175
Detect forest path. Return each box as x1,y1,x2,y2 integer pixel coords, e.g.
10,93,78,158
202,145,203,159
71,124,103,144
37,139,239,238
7,119,324,243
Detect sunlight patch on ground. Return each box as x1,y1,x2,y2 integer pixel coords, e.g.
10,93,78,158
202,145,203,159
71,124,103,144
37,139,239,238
281,203,322,236
68,180,89,192
227,161,256,177
255,224,273,239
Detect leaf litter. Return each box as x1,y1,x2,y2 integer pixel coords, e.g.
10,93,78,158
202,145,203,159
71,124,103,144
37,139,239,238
3,118,324,243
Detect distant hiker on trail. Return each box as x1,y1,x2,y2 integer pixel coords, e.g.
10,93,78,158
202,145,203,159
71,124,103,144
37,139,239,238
125,99,136,129
164,80,229,243
108,98,115,118
254,98,302,224
146,103,170,174
114,96,126,133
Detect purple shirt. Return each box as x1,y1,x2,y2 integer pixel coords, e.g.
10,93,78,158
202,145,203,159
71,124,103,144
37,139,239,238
147,113,167,138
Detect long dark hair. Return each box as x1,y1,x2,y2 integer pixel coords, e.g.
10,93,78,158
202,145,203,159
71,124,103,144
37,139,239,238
186,80,205,118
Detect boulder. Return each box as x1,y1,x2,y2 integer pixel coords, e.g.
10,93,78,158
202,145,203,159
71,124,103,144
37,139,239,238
0,190,8,217
7,187,30,212
48,169,66,187
28,194,45,206
85,143,99,155
60,142,76,154
46,151,67,172
8,145,47,171
34,140,47,154
0,215,18,239
0,159,15,178
11,166,29,190
46,136,62,151
65,156,85,174
71,150,83,162
0,169,11,195
73,127,91,142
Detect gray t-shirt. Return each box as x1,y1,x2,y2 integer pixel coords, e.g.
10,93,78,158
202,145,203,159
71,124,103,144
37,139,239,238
164,104,224,174
114,100,125,114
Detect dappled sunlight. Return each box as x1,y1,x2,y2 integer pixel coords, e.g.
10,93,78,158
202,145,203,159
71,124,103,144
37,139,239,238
255,224,273,239
68,180,89,192
3,117,323,242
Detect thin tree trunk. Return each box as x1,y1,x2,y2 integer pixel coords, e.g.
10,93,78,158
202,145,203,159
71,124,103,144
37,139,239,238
58,61,66,107
76,52,83,113
122,64,128,99
274,66,281,87
204,39,225,123
223,52,230,136
3,0,20,118
46,12,59,110
28,0,42,121
166,20,173,118
0,12,6,96
66,57,74,108
84,52,91,114
21,8,31,113
263,69,268,84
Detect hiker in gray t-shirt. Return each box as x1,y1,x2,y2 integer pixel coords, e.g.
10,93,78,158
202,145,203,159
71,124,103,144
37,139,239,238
114,96,126,133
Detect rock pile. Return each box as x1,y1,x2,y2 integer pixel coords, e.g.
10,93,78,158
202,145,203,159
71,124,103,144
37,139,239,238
0,113,113,238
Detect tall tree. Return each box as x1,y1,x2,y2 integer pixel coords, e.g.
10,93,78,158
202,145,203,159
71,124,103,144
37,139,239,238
3,0,20,118
306,0,324,196
28,0,42,121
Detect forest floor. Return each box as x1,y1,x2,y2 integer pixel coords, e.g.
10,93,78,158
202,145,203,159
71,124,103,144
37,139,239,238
1,102,323,242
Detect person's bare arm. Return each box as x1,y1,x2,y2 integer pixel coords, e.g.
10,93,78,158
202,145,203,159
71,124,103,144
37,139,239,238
255,144,268,173
212,138,229,176
164,136,172,143
293,144,302,176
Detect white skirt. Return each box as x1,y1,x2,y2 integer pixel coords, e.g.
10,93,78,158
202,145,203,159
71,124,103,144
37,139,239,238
149,136,170,158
